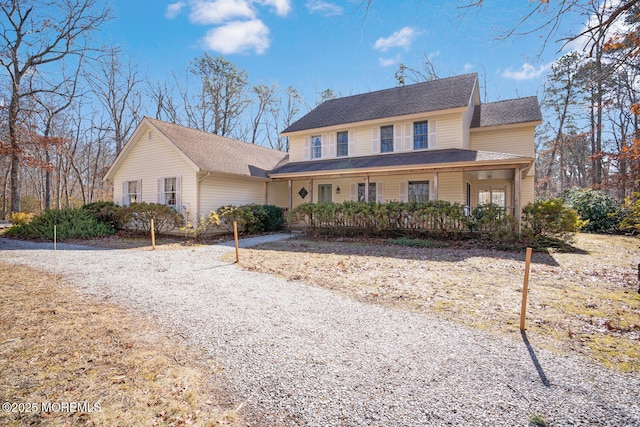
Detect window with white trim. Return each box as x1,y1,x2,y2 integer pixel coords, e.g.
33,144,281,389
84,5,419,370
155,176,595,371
478,186,506,208
122,179,141,206
157,176,181,211
380,125,394,153
164,177,177,207
413,120,429,150
408,181,430,202
337,131,348,157
318,184,332,203
311,135,322,159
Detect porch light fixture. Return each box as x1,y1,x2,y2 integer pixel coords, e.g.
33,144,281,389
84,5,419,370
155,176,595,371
336,186,341,194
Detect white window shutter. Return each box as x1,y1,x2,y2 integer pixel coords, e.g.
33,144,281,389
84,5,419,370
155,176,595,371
304,137,311,160
348,130,355,156
350,183,357,201
327,132,338,158
393,124,402,152
122,181,128,206
157,178,163,204
403,123,413,151
137,179,142,201
399,181,408,202
429,120,437,148
175,175,182,213
372,127,380,154
376,182,384,203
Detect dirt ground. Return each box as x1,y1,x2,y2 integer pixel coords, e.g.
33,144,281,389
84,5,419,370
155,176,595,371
232,233,640,372
0,263,241,427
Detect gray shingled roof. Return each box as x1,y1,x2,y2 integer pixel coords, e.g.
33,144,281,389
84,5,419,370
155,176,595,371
471,97,541,128
147,118,288,178
269,149,531,176
283,73,478,133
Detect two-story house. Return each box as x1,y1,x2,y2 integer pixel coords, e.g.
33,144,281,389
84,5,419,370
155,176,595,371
269,73,541,226
105,73,541,229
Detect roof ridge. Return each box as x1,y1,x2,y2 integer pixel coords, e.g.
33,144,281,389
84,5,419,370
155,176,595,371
144,116,285,154
481,96,538,105
319,73,478,105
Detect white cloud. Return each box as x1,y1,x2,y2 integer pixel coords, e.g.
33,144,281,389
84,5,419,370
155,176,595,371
502,62,551,80
374,27,417,52
565,1,632,53
166,1,186,19
306,0,343,16
201,19,270,54
259,0,291,16
379,55,400,67
463,62,474,71
189,0,255,25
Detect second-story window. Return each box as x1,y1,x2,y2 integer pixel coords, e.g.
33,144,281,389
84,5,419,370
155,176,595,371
311,135,322,159
381,125,394,153
414,120,429,150
337,131,348,157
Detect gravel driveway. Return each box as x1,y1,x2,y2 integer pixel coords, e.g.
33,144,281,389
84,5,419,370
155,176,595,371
1,236,639,426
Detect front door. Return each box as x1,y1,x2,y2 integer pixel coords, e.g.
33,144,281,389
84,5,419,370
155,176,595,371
318,184,332,203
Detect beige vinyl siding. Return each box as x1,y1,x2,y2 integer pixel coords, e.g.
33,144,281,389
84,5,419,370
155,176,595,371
431,113,463,150
287,112,469,162
470,125,536,206
470,126,535,157
461,100,475,149
289,136,306,162
266,181,289,209
199,173,266,215
436,172,464,203
112,127,196,212
521,175,534,208
290,179,311,209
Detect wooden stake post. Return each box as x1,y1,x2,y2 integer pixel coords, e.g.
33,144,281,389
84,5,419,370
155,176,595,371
520,247,533,331
150,218,156,250
53,224,57,252
233,221,239,263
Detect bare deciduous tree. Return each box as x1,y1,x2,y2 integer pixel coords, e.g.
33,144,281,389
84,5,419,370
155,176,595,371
0,0,110,212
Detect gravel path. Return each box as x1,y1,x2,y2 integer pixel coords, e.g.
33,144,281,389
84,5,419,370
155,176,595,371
1,236,639,426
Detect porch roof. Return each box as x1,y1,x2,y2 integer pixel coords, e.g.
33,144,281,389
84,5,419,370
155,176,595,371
268,148,532,178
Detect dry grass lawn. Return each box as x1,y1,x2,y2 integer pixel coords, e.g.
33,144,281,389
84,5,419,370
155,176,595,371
233,233,640,372
0,263,241,427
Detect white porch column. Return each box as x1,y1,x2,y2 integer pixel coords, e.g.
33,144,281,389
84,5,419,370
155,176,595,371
308,179,313,203
364,175,370,202
514,167,521,232
288,180,292,212
433,172,439,201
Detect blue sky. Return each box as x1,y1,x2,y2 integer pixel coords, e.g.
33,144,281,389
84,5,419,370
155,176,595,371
104,0,586,108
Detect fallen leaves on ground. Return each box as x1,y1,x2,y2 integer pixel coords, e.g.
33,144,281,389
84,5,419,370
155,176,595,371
235,233,640,372
0,263,241,427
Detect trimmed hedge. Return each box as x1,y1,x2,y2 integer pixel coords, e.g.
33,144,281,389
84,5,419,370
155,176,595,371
521,199,583,239
119,203,184,234
289,201,514,237
4,208,115,240
216,204,285,233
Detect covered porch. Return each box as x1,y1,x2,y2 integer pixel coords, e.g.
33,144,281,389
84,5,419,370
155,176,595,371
268,149,534,229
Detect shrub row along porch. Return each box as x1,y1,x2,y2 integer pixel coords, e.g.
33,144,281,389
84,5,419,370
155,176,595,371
289,201,515,237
